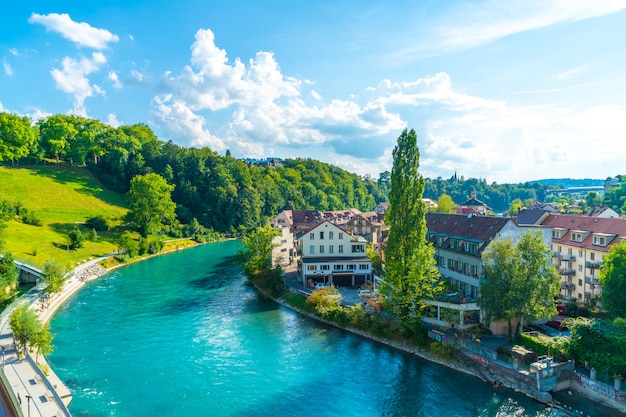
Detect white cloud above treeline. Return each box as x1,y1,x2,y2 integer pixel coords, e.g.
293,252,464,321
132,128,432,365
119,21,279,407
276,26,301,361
28,13,119,49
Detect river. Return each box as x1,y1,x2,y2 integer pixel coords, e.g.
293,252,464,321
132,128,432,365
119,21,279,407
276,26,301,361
48,240,571,416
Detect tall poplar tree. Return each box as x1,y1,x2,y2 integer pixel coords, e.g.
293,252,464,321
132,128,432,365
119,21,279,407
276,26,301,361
382,129,441,337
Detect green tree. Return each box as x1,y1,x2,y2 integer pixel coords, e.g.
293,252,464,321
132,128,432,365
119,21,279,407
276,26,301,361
9,303,40,355
508,198,523,216
0,112,38,165
67,226,85,250
584,191,603,210
381,129,442,337
38,114,77,163
366,242,382,275
435,194,455,213
32,323,54,362
85,215,109,231
118,231,139,258
480,230,560,341
240,225,280,277
599,240,626,317
43,258,67,294
0,252,18,302
126,173,177,236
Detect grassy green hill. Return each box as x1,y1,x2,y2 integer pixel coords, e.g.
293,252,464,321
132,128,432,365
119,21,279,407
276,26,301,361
0,166,128,269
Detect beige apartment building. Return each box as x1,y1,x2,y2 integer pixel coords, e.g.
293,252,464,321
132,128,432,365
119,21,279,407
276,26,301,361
537,214,626,309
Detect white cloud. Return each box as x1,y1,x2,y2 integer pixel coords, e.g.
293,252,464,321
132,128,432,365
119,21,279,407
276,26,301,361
29,108,51,123
2,60,12,76
108,71,122,89
106,113,121,127
50,52,107,115
154,29,404,156
9,48,18,56
153,95,226,151
29,13,119,49
367,73,505,112
554,65,589,80
130,70,147,85
395,1,626,60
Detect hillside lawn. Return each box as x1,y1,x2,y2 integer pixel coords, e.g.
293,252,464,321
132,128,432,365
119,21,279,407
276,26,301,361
0,165,128,269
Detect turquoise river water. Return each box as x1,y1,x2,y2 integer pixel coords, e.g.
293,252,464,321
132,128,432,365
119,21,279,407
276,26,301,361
47,240,589,416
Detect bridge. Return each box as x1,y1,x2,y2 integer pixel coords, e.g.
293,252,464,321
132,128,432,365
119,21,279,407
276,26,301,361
545,185,604,197
14,260,44,282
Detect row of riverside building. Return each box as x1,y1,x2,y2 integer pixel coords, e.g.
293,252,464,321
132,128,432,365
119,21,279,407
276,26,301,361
268,194,626,336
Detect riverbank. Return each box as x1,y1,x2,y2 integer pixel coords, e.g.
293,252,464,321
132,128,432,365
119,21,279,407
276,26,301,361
1,239,216,417
254,277,624,417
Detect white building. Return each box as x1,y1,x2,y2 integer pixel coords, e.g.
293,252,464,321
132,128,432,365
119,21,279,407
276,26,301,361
299,220,373,287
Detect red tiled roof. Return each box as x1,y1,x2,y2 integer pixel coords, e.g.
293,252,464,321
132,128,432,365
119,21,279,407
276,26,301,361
541,214,626,252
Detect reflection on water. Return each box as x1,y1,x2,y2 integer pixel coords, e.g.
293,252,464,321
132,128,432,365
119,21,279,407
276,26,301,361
49,241,574,416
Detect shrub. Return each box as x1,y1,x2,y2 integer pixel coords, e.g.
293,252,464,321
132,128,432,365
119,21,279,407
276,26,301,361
148,239,163,254
21,209,42,226
85,215,109,231
567,302,580,317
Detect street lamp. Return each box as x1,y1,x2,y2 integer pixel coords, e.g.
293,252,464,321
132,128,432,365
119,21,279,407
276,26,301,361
25,394,31,417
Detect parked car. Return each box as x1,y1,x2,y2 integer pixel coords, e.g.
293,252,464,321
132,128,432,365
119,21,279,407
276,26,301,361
315,282,331,289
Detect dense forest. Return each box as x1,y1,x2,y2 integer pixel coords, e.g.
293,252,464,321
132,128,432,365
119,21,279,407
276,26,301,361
1,112,624,234
0,113,384,234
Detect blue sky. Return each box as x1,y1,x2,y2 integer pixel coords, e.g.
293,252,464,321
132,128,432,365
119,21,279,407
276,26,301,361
2,1,626,184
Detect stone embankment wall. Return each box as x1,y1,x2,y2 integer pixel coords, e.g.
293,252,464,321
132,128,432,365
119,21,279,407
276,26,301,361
570,371,626,414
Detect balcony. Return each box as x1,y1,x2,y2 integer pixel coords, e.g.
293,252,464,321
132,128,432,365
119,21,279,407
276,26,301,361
557,268,576,276
561,254,576,262
586,261,601,269
584,277,602,286
561,282,575,290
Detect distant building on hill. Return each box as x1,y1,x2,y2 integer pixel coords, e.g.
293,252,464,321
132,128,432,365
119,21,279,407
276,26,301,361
241,157,283,167
456,191,491,215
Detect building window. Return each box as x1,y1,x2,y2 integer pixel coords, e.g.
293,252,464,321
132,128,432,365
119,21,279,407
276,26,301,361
466,243,478,254
352,244,365,253
320,265,330,271
347,264,356,270
307,265,316,271
578,279,583,286
320,231,324,240
590,253,595,261
359,264,369,270
578,265,582,272
571,233,582,242
339,233,343,239
334,264,344,271
319,245,324,254
309,245,315,254
339,245,344,253
329,231,334,239
309,233,315,240
593,236,606,246
329,245,334,254
579,250,583,257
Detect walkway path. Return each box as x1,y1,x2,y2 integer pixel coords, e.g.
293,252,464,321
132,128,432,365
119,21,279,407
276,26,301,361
0,253,119,417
